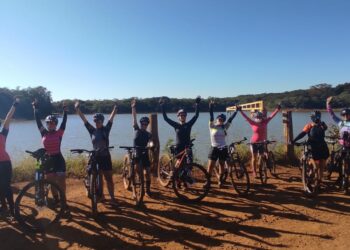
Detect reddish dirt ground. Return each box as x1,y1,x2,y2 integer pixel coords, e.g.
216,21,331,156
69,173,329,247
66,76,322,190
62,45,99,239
1,165,350,250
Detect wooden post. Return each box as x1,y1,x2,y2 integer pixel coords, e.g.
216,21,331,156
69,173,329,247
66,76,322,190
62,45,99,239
283,111,295,162
149,113,160,177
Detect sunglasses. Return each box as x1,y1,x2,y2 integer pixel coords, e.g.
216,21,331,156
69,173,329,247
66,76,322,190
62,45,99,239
46,121,56,125
141,123,148,126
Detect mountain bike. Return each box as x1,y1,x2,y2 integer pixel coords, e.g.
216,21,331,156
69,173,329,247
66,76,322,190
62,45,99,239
325,138,342,181
120,146,150,206
14,148,66,231
214,138,250,196
70,147,114,216
158,139,210,202
248,140,276,184
294,141,319,196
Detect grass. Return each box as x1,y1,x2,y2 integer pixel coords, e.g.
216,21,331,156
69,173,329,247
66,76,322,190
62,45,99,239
12,142,303,183
12,156,124,183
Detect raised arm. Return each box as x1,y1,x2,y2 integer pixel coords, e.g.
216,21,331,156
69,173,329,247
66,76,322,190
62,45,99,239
32,100,45,134
209,101,214,122
160,99,178,128
59,104,68,131
131,99,138,129
237,106,256,125
265,106,281,124
188,96,201,126
326,96,341,124
108,102,118,123
2,98,19,129
225,111,237,130
75,101,88,124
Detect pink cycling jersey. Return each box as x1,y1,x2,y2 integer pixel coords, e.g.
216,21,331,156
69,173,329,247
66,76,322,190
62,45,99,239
240,109,279,143
42,129,64,155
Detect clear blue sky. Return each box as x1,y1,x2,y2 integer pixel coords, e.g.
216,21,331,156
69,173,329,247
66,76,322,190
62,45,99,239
1,0,349,101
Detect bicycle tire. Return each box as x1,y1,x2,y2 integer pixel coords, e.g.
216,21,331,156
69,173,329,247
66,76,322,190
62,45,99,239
172,163,210,202
132,164,145,206
90,172,102,216
342,159,349,194
15,179,65,232
267,151,277,177
158,154,172,187
122,154,132,190
302,158,319,196
258,155,268,184
229,160,250,196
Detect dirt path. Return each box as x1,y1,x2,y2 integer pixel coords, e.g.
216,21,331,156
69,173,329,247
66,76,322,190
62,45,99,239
1,166,350,250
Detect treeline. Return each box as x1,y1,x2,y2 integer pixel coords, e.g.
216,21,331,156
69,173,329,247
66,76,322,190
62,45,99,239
0,86,53,119
1,83,350,120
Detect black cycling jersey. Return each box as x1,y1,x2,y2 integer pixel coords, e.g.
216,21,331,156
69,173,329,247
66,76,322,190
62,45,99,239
85,121,112,155
162,105,199,150
133,124,152,148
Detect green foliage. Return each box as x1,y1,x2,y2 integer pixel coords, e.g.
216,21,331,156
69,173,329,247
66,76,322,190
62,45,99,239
3,82,350,120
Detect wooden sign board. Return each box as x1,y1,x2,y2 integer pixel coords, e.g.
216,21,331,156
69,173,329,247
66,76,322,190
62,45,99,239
226,100,264,112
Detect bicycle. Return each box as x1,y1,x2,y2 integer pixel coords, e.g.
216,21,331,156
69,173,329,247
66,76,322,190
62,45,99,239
158,139,210,202
214,138,250,196
70,147,114,216
14,148,66,231
120,146,150,206
294,141,319,196
325,138,342,181
248,140,276,184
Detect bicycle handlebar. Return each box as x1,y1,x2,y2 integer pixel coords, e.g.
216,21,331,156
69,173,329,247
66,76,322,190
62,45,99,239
119,145,152,150
230,137,247,146
70,146,114,154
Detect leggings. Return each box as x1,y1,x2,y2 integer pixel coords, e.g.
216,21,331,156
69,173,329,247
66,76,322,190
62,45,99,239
0,161,14,213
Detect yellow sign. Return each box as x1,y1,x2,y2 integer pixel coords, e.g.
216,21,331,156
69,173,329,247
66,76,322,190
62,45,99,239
226,100,264,112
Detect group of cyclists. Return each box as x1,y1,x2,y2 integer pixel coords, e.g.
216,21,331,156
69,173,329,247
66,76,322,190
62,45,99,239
0,95,349,219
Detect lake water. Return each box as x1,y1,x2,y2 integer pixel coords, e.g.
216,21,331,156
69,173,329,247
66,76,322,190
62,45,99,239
5,111,336,163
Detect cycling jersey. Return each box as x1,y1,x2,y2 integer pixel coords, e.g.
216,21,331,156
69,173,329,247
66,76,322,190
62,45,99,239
302,122,329,160
162,105,199,150
240,108,279,143
35,110,67,156
0,128,10,162
327,104,350,146
209,107,236,147
85,121,112,155
133,124,152,148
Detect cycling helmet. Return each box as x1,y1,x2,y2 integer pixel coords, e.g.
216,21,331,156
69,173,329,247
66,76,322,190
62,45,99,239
177,109,187,117
310,111,321,123
216,113,226,122
139,116,150,124
341,108,350,116
45,115,58,125
93,113,105,122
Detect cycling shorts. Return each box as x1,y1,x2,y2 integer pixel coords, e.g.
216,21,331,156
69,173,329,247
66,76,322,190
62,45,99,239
45,154,66,173
250,144,265,154
95,154,113,171
208,146,228,161
135,150,150,168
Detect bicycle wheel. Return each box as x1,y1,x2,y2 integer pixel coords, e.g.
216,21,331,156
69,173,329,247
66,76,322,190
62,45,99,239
267,151,277,177
258,155,268,184
132,165,145,206
90,172,102,216
15,180,65,232
158,154,172,187
302,159,319,196
229,160,250,196
172,163,210,202
122,154,131,190
341,159,349,194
